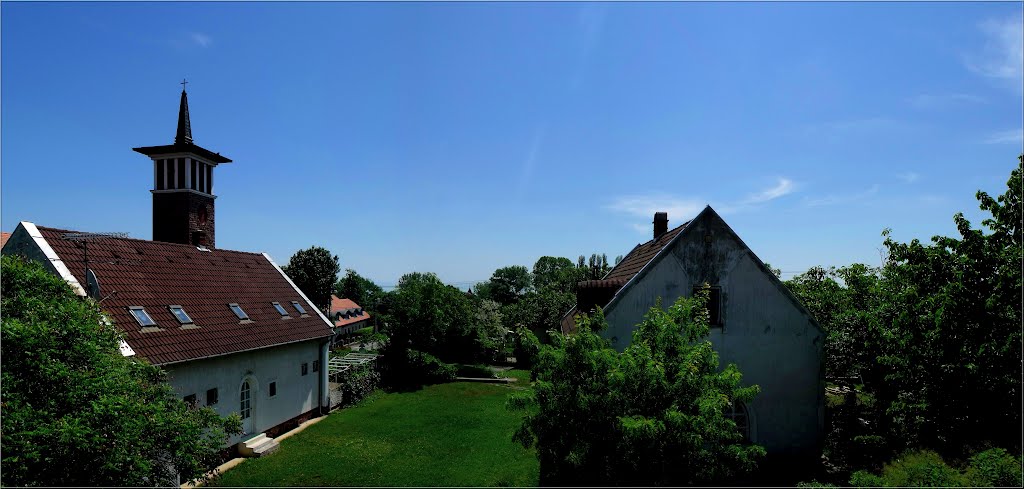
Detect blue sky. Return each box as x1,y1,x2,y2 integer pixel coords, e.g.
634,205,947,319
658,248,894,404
2,2,1022,289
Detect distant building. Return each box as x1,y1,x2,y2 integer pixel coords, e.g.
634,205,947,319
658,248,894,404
328,295,371,347
1,232,11,248
3,88,334,457
561,206,824,459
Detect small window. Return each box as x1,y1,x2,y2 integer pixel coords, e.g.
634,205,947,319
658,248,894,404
228,303,249,320
301,363,309,376
129,306,157,327
269,382,277,398
693,285,722,327
184,394,197,407
206,388,218,405
291,301,307,315
168,305,193,325
725,401,750,442
313,360,319,372
272,302,289,316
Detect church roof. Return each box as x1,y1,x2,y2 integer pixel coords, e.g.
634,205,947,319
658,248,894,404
30,224,332,365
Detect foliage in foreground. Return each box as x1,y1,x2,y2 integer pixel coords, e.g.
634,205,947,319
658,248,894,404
842,448,1023,487
509,289,764,485
337,363,381,408
0,255,241,487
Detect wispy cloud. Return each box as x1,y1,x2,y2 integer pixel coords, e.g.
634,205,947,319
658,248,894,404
741,178,795,205
907,93,987,109
609,178,797,233
607,195,704,223
189,32,212,48
804,184,880,207
516,124,547,199
984,128,1024,144
964,16,1023,89
897,172,920,184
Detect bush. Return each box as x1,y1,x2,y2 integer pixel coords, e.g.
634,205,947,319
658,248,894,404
512,326,540,370
338,363,381,408
380,349,456,389
850,450,966,487
964,448,1023,487
849,470,884,487
456,364,496,379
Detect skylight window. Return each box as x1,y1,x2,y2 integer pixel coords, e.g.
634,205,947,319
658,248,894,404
129,306,156,327
168,305,193,325
272,302,289,317
228,303,249,320
291,301,307,315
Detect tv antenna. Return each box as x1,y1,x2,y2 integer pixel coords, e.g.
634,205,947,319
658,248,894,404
62,232,129,299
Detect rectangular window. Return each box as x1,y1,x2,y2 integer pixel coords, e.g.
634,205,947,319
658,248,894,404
291,301,307,315
206,388,218,405
693,285,723,327
269,382,277,398
198,162,205,193
155,160,165,190
272,302,289,317
313,360,319,372
128,306,156,327
228,303,249,320
301,363,309,376
168,305,193,325
184,394,197,407
176,158,185,189
206,165,212,194
190,160,196,190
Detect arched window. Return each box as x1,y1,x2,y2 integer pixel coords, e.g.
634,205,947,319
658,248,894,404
240,380,251,420
724,401,750,441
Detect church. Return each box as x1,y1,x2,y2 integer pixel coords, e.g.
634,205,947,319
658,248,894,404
3,87,335,457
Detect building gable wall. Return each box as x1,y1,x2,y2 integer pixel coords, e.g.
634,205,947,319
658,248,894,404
602,209,823,456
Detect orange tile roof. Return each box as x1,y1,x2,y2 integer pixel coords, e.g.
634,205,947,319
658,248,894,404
36,225,333,365
330,295,371,328
1,232,11,248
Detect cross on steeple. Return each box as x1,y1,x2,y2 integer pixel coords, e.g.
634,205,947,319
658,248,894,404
180,78,188,91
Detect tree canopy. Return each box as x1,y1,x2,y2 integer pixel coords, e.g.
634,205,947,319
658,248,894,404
282,246,340,313
509,288,764,485
0,255,240,487
335,268,384,312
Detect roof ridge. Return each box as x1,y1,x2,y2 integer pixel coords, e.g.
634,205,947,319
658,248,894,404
34,224,265,256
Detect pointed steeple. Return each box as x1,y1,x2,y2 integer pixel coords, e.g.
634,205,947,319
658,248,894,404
175,86,193,145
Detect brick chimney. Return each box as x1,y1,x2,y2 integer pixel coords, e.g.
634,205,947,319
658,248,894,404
654,212,668,240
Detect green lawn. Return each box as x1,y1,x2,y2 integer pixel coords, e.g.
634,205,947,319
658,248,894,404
213,372,538,487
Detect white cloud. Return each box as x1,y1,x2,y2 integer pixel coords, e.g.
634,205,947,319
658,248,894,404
964,16,1023,89
804,184,880,207
190,32,212,48
984,128,1024,144
907,93,987,109
607,195,704,222
742,178,795,205
897,172,920,184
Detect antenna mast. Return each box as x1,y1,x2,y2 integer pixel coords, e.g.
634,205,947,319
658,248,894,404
62,232,129,298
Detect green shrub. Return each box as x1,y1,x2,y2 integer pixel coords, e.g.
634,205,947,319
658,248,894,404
456,364,496,378
849,470,884,487
338,363,381,408
512,326,540,370
964,448,1023,487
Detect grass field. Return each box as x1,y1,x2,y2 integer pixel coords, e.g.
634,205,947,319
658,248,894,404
213,371,538,487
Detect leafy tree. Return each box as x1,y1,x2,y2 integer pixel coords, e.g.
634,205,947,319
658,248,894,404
501,287,575,339
485,265,533,306
0,256,241,487
334,268,384,313
871,156,1022,455
531,256,576,291
283,246,340,313
509,288,765,485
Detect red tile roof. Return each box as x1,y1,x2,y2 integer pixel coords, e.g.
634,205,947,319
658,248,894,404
330,295,371,328
36,226,332,365
560,222,689,333
0,232,10,248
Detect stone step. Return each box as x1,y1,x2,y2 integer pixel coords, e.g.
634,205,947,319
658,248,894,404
238,433,279,458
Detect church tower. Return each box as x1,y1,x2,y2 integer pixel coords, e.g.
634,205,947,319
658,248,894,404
133,84,231,248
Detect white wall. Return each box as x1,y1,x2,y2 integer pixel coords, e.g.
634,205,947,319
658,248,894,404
164,339,325,445
602,211,824,457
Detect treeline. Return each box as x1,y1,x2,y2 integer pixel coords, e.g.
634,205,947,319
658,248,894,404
786,156,1022,480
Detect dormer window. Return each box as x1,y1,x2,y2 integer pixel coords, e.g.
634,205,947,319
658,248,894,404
128,306,156,327
272,302,289,317
291,301,307,315
168,305,193,325
228,303,249,320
